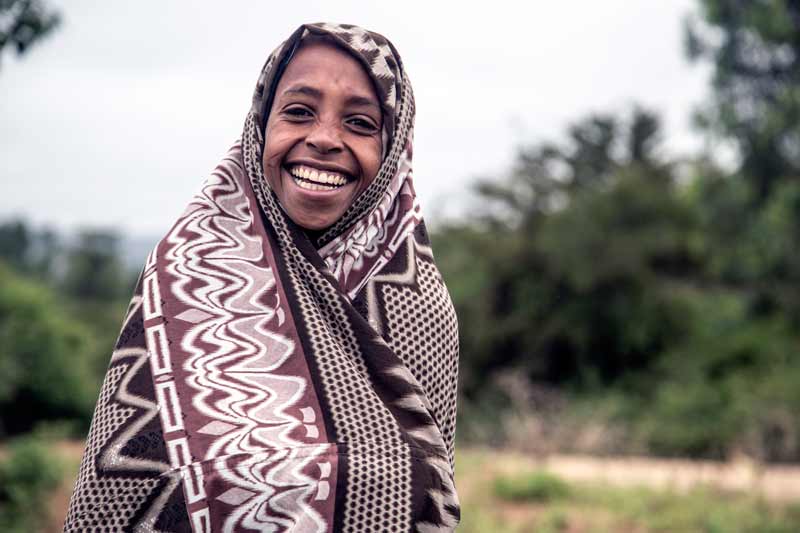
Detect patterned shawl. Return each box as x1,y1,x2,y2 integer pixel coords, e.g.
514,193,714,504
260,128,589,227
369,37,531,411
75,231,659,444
64,23,460,532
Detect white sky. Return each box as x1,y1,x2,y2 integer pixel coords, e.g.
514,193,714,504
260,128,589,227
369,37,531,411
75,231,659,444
1,0,709,237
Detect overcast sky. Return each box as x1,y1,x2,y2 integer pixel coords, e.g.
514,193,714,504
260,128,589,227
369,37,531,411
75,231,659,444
2,0,709,237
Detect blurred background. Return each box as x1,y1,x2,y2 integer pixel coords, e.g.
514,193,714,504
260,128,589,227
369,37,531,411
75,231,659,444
2,1,800,531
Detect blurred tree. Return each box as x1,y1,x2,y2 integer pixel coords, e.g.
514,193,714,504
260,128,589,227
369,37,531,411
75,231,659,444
0,262,96,435
635,290,800,460
686,0,800,201
430,1,800,456
0,219,59,279
60,230,135,383
475,108,668,230
0,0,60,65
0,220,30,271
27,225,58,278
531,168,695,383
439,98,800,458
0,432,65,532
686,161,800,327
564,115,617,190
442,108,695,395
754,180,800,322
62,229,126,301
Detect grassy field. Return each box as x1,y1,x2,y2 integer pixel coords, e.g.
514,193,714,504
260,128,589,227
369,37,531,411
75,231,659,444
21,444,800,532
456,449,800,533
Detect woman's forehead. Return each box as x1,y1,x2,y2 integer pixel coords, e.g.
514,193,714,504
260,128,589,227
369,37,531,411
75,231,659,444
300,24,400,110
275,41,380,105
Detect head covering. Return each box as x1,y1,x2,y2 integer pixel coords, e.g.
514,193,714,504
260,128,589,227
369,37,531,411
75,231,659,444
64,23,461,532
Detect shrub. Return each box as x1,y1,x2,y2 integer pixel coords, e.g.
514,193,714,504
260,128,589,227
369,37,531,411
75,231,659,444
0,433,65,533
493,470,570,502
0,263,98,435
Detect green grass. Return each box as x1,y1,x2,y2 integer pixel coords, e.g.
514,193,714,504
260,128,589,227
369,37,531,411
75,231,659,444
575,484,799,533
493,470,570,502
21,444,800,533
456,449,800,533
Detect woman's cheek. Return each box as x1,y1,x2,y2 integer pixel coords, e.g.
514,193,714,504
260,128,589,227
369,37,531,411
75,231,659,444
362,136,383,186
262,130,294,178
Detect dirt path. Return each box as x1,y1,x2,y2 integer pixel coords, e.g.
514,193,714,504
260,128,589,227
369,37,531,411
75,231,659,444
39,443,800,532
477,448,800,503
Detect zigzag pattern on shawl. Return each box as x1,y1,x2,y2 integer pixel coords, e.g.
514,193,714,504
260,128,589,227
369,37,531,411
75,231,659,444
158,146,328,531
64,289,188,532
414,456,461,533
243,107,455,530
319,138,422,300
100,343,185,531
243,111,411,530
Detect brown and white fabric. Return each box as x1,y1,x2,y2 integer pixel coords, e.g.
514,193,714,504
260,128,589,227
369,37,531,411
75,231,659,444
64,22,460,533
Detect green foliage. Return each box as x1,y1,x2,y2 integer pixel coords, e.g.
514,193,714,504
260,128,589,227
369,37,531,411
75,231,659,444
0,432,65,533
0,262,98,435
0,0,60,62
0,219,59,279
580,483,799,533
439,97,800,459
62,229,128,301
686,0,800,200
493,470,570,502
439,108,695,401
686,170,761,283
0,220,133,438
635,295,800,459
534,170,696,382
0,221,30,272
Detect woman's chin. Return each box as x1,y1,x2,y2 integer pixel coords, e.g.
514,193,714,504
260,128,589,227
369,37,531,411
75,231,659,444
280,174,359,230
284,199,348,231
293,213,337,231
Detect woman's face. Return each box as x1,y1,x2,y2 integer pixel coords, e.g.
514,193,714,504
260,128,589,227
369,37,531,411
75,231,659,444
262,40,383,230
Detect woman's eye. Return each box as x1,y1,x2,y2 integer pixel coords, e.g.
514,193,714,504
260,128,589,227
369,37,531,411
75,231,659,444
347,117,379,133
284,107,312,119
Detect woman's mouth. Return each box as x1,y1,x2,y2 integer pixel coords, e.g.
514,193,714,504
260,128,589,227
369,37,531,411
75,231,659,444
287,164,352,192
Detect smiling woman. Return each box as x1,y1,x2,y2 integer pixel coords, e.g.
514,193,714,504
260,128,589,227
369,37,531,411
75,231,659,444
63,23,461,533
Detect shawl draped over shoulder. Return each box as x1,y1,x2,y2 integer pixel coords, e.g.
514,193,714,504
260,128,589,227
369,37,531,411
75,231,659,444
64,23,460,533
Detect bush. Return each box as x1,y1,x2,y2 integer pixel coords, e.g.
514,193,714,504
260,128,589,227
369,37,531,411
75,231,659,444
493,470,570,502
630,291,800,460
0,433,65,533
0,263,98,435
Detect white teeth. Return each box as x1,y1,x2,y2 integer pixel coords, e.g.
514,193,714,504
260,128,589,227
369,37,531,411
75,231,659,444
295,177,335,191
289,165,349,189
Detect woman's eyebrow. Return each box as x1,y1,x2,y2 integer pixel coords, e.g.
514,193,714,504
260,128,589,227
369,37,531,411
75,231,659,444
283,85,322,98
345,95,381,112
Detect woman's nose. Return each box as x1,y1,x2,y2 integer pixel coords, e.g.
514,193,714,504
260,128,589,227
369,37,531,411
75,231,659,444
305,121,343,154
